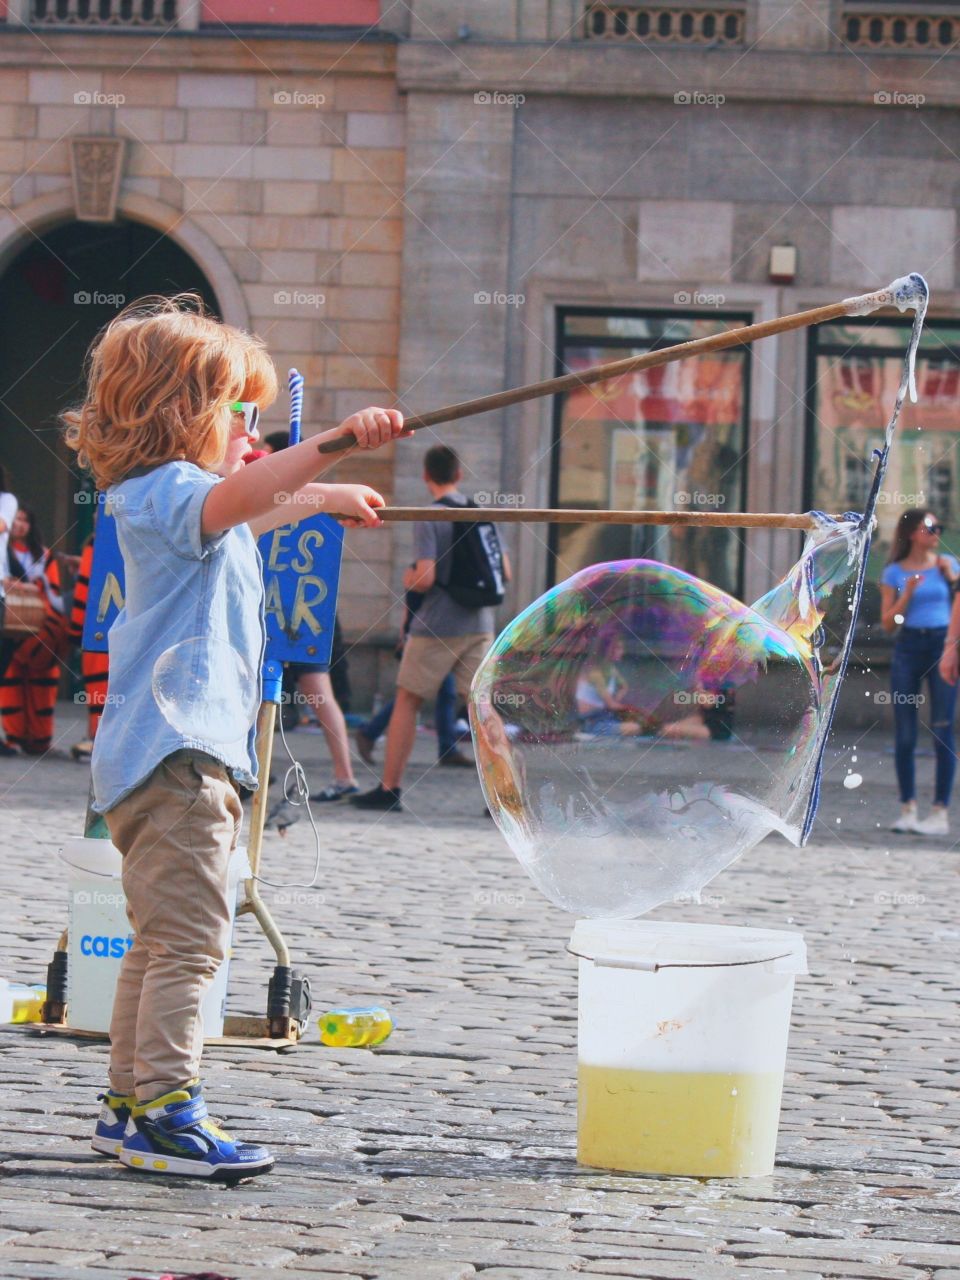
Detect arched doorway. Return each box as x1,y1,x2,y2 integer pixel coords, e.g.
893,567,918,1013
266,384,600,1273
0,219,220,552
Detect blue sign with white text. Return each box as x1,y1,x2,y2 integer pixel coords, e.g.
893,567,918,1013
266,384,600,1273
83,496,344,668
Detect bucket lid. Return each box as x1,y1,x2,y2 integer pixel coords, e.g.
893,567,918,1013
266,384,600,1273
58,835,122,878
568,919,807,974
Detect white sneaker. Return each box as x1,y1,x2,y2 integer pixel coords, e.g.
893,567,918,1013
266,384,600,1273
915,808,950,837
891,803,918,833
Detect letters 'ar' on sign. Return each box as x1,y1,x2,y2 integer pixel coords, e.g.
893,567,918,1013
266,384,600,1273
258,516,344,666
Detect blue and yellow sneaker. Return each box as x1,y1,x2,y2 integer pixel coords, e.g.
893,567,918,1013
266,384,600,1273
91,1090,136,1157
119,1087,274,1180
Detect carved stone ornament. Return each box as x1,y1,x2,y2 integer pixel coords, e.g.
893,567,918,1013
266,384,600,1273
69,137,126,223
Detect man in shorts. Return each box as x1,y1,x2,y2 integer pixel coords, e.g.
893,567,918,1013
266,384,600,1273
352,445,509,812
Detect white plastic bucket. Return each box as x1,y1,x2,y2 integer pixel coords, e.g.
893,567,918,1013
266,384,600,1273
569,919,807,1178
60,836,250,1037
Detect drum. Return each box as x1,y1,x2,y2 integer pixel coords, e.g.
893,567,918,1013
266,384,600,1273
2,582,46,636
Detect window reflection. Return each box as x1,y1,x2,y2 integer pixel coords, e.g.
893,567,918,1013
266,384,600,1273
552,309,751,596
808,318,960,633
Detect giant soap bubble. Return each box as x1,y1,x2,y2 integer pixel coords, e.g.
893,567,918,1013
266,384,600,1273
152,635,259,744
470,519,867,918
471,273,930,919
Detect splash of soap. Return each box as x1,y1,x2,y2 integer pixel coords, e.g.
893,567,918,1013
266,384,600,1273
842,272,928,403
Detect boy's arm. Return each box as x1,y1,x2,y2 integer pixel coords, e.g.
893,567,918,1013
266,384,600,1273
248,483,374,538
202,408,406,538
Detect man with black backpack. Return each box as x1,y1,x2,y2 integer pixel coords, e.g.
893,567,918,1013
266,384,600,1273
352,445,510,812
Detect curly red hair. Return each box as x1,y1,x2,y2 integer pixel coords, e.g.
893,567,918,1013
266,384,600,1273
63,294,278,489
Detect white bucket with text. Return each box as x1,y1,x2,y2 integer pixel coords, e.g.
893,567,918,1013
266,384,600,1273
60,836,250,1037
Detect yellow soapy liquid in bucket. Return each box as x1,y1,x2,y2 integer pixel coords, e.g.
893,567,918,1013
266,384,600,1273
577,1064,784,1177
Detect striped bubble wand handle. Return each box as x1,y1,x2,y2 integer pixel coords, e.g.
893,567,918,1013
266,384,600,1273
288,368,304,447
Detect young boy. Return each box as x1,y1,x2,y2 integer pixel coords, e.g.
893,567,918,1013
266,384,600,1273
65,296,407,1179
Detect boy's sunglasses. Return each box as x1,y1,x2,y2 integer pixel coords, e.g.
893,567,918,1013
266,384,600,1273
923,519,945,534
230,401,260,439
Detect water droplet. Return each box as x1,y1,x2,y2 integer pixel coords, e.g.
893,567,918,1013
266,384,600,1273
894,613,905,625
844,773,863,789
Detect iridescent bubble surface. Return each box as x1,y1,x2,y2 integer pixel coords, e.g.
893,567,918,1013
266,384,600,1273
152,636,259,744
470,521,866,918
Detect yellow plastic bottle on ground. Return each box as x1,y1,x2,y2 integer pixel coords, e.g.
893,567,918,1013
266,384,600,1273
319,1006,393,1047
0,982,46,1024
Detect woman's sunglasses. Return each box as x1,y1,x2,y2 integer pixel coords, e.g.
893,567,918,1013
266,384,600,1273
923,520,945,535
230,401,260,439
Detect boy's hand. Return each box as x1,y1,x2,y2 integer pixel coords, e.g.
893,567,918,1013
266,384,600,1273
329,483,387,528
340,407,407,449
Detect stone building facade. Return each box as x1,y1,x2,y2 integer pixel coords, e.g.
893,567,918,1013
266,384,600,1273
388,0,960,640
0,2,404,695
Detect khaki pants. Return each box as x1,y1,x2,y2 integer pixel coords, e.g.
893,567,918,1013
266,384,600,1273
104,750,243,1101
396,633,493,704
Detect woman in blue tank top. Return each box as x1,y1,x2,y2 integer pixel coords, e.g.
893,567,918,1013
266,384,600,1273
880,509,960,836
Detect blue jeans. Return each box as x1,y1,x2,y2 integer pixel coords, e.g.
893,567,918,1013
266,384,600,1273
891,626,958,806
361,672,458,759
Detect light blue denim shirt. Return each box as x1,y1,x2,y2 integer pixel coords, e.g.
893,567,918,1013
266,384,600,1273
90,460,265,814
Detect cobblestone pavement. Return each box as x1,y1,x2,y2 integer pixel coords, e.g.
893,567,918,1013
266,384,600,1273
0,704,959,1280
